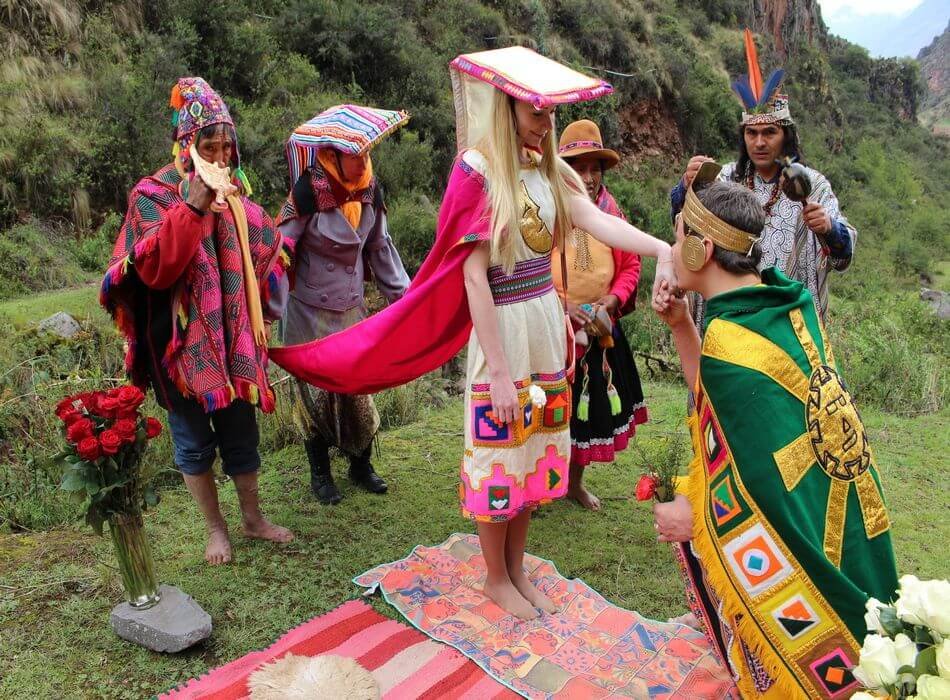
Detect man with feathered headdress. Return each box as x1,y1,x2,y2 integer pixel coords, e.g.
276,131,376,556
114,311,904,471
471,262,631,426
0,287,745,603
670,30,857,323
101,77,293,565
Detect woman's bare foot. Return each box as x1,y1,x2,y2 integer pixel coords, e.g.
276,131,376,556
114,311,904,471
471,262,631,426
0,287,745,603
483,579,539,620
241,517,294,543
568,483,601,511
205,527,232,565
510,570,558,614
668,612,701,629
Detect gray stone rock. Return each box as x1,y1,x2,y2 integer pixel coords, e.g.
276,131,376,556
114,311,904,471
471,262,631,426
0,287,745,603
37,311,81,338
110,584,212,653
920,288,950,320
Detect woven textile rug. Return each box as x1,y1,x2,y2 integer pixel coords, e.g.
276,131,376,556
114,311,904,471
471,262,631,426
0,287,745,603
354,533,736,699
159,599,518,699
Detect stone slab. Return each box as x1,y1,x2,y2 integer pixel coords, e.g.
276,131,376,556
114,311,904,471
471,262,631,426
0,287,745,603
110,584,212,653
38,311,81,339
921,288,950,320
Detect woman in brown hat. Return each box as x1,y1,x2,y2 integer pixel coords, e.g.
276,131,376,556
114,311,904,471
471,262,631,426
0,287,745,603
553,119,648,511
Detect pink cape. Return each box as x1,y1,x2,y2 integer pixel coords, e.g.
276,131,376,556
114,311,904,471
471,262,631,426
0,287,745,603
269,156,490,394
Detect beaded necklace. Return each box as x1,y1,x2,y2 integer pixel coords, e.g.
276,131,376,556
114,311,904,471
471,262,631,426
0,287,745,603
747,166,783,215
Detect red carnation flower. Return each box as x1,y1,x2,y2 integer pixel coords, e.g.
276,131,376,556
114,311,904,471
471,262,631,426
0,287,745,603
635,474,659,502
145,417,163,439
114,418,137,442
99,429,124,456
66,418,95,444
76,436,101,462
115,385,145,412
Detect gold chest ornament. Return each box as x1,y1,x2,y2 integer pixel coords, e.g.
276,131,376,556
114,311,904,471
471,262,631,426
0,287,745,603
519,181,553,253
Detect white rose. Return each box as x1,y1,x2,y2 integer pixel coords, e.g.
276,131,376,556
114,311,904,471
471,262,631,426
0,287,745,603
894,633,918,669
528,384,547,409
865,597,888,635
919,579,950,636
853,634,901,690
916,674,950,700
897,576,950,636
896,575,928,627
850,693,881,700
937,639,950,680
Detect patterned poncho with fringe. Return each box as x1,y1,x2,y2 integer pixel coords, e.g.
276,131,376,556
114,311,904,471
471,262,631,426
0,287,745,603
101,164,284,413
676,269,897,699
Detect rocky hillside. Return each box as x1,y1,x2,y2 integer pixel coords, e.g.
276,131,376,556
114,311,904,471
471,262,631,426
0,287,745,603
0,0,944,295
919,22,950,134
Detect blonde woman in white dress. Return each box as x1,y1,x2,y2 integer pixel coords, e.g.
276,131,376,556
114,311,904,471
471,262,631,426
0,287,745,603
454,50,676,619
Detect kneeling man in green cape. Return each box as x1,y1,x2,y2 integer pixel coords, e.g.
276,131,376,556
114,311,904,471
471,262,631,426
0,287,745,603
651,164,898,699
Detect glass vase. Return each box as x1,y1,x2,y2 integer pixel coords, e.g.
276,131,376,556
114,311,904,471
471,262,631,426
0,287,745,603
108,512,161,609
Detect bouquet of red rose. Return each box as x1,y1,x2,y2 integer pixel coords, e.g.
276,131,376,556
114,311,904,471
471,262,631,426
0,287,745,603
633,435,684,504
55,385,163,532
55,384,164,607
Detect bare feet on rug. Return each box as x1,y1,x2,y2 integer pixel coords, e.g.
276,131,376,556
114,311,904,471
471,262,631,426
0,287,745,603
668,612,701,630
205,527,232,565
567,484,601,511
483,579,539,620
510,570,559,615
241,517,295,544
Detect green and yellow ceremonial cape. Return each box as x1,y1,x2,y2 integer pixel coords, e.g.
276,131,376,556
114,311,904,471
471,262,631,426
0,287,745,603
684,268,898,699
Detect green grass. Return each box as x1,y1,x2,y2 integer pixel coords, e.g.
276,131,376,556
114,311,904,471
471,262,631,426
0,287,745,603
0,283,100,327
933,260,950,292
1,381,947,699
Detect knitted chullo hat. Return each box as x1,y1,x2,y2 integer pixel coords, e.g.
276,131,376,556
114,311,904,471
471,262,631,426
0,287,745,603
732,29,792,127
169,77,252,194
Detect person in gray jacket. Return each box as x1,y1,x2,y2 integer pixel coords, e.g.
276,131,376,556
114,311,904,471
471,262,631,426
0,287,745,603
274,145,409,504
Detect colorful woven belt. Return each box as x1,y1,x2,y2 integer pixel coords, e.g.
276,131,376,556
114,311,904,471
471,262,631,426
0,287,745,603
488,256,554,305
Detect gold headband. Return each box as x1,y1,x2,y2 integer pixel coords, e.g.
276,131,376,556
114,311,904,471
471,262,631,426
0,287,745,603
682,187,759,256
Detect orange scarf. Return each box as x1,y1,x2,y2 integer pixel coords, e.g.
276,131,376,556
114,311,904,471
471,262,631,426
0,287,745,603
316,149,373,229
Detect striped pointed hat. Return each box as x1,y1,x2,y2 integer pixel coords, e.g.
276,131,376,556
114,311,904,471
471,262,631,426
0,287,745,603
168,77,252,193
285,105,410,186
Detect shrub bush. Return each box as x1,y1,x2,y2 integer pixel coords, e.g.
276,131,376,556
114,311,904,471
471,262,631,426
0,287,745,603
830,294,948,415
76,213,121,273
0,220,89,299
385,191,438,275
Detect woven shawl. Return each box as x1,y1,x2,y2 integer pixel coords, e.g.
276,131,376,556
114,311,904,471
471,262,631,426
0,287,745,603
101,164,283,413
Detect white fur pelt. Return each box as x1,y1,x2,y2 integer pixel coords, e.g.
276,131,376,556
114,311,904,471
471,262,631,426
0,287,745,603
248,653,380,700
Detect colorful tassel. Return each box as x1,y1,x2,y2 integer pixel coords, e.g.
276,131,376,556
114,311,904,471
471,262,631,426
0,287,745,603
608,387,621,416
169,83,184,109
577,394,590,422
171,110,180,127
234,166,253,196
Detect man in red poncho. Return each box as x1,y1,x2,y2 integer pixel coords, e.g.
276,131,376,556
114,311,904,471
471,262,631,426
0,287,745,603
101,77,293,565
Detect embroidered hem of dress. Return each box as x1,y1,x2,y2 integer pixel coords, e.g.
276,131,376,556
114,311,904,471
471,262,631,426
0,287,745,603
572,405,648,467
461,496,559,523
